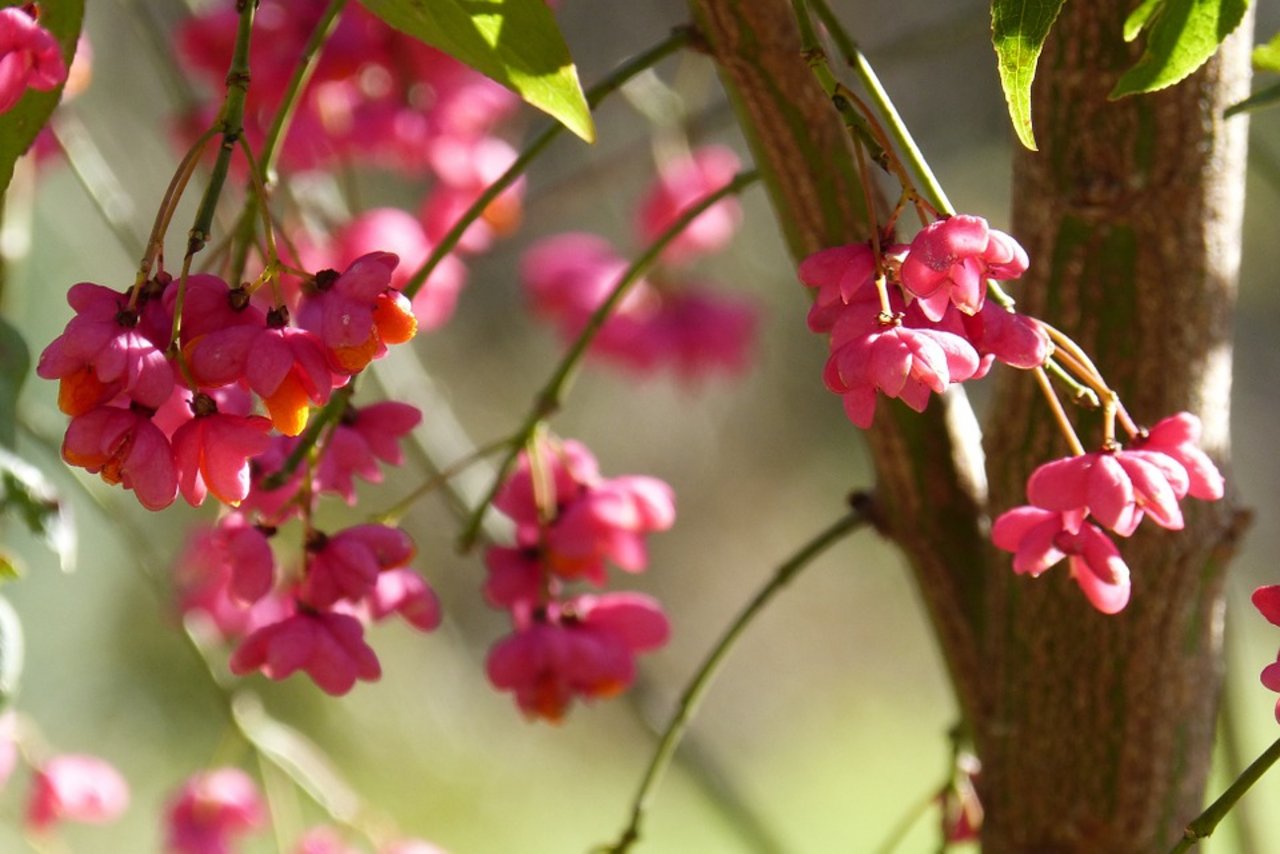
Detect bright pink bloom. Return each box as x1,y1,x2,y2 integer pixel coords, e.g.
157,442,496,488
1130,412,1224,501
26,754,129,832
297,252,416,374
798,242,879,333
487,593,669,722
483,546,547,610
899,215,1028,321
315,401,422,503
172,403,273,507
172,524,289,642
164,767,265,854
824,302,980,428
960,301,1050,371
0,8,66,114
367,568,441,632
1026,449,1189,536
327,208,467,331
299,524,415,609
38,282,175,416
62,406,177,510
992,506,1131,614
230,610,381,695
636,145,742,263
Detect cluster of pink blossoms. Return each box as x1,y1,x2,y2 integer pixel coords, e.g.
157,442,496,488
0,5,66,115
800,215,1226,613
800,215,1046,428
522,145,757,382
484,438,674,721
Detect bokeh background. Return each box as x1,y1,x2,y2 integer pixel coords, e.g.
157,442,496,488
3,0,1280,851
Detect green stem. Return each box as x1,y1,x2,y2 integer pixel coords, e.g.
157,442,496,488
601,504,869,853
806,0,953,218
371,435,511,525
259,383,355,491
1170,735,1280,852
402,27,693,299
455,168,760,551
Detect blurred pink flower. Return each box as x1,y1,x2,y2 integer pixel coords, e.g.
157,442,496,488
636,145,741,263
164,767,265,854
230,610,381,696
26,754,129,832
299,524,416,610
0,7,66,114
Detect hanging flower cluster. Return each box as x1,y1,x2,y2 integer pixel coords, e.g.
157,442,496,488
0,6,66,115
800,215,1224,614
521,145,757,382
484,437,674,722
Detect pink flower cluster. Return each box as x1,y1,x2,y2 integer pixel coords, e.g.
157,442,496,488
164,767,264,854
521,145,757,382
992,413,1224,613
0,6,66,115
484,438,674,721
38,252,417,511
176,0,515,176
800,215,1046,428
1252,586,1280,723
26,753,129,833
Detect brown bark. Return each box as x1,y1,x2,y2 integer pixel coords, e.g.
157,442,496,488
691,0,1254,850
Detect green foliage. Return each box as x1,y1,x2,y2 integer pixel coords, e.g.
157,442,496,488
0,449,75,574
1253,31,1280,72
0,317,28,449
1226,31,1280,116
357,0,595,143
0,0,84,195
991,0,1068,151
1111,0,1251,99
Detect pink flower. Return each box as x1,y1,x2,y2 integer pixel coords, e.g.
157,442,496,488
899,215,1028,321
487,593,669,722
299,524,416,610
959,301,1050,371
315,401,422,503
824,305,980,429
297,252,416,374
798,242,878,333
172,523,289,642
62,405,178,510
422,136,525,255
636,145,742,263
1026,449,1190,537
26,754,129,832
38,282,175,416
992,506,1131,614
367,568,442,632
230,610,381,695
0,8,66,114
483,546,547,610
1254,586,1280,722
164,767,265,854
1130,412,1224,501
173,402,273,506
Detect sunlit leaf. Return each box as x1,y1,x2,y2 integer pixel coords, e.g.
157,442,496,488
1123,0,1165,42
357,0,595,143
1252,31,1280,72
1111,0,1251,99
0,1,85,194
0,317,28,449
992,0,1068,151
0,448,76,573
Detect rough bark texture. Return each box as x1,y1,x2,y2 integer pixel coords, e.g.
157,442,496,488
691,0,1253,851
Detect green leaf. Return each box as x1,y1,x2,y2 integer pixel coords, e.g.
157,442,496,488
357,0,595,143
1225,78,1280,116
0,1,85,195
1110,0,1251,99
0,551,21,583
992,0,1068,151
0,596,24,708
0,317,28,449
1123,0,1165,42
1252,31,1280,73
0,448,75,573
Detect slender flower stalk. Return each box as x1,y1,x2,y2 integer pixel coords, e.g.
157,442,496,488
1169,736,1280,853
402,28,693,299
600,504,868,853
456,169,761,551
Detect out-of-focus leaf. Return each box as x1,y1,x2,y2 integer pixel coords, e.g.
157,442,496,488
357,0,594,142
0,1,86,194
0,551,20,582
991,0,1068,151
0,448,75,573
0,596,23,708
0,317,28,449
1253,31,1280,72
1225,79,1280,116
1111,0,1251,99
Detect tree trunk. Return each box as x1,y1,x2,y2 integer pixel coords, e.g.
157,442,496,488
690,0,1254,850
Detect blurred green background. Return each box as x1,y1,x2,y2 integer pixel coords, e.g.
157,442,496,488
3,0,1280,851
